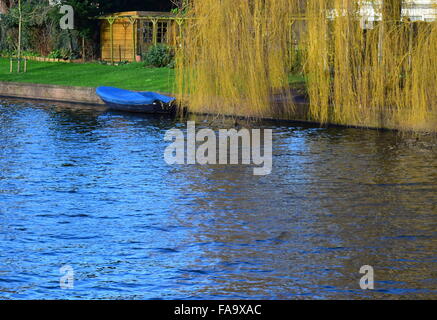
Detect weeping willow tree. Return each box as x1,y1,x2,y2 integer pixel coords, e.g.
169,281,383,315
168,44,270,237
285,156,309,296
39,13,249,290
175,0,304,118
305,0,437,130
176,0,437,131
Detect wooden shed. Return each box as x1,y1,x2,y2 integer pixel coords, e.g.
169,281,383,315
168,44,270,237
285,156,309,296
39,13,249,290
98,11,185,63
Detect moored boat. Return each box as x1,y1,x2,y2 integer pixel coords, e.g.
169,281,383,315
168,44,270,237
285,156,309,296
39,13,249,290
96,86,176,113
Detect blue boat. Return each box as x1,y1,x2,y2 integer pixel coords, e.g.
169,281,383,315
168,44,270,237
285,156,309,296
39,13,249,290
96,86,176,113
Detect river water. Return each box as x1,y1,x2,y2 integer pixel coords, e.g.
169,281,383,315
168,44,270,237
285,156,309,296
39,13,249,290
0,99,436,299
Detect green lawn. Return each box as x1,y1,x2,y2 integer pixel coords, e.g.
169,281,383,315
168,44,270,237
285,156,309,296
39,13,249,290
0,59,175,93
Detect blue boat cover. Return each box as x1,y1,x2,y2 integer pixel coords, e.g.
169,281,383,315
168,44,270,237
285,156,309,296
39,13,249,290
96,86,175,105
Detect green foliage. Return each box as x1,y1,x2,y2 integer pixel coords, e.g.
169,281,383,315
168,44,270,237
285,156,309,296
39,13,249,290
143,44,175,68
0,1,174,59
20,50,40,57
290,47,304,74
47,49,73,60
0,49,40,58
166,59,176,69
0,1,71,55
170,0,190,15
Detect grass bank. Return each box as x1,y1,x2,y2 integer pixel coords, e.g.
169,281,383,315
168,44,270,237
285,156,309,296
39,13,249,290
0,58,306,98
0,59,175,93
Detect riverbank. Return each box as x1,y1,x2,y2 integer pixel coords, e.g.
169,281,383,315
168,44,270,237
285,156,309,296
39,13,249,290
0,82,105,105
0,57,309,121
0,58,175,92
0,81,314,125
2,81,436,133
1,58,435,132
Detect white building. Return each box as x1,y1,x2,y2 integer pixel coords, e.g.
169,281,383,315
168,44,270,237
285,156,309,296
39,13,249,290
360,0,437,23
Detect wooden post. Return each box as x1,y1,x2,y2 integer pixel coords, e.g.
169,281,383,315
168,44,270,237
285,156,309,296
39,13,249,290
152,19,158,46
108,18,116,65
24,58,27,73
129,17,137,62
82,37,85,63
176,19,184,46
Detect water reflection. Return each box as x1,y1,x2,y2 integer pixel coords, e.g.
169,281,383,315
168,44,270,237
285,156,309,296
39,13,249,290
0,99,435,299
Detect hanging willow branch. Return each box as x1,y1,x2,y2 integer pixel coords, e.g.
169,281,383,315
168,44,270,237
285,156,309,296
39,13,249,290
176,0,437,131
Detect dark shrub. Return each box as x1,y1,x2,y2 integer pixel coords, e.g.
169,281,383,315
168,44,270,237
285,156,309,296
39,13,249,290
143,44,174,68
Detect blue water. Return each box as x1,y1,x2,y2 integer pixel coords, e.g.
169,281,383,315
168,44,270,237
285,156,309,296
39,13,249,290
0,99,436,299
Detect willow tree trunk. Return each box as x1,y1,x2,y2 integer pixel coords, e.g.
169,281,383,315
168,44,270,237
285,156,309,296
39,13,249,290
377,0,403,125
379,0,403,62
383,0,403,22
82,37,85,62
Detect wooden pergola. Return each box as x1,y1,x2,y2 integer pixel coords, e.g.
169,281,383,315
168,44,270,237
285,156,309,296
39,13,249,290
97,11,187,63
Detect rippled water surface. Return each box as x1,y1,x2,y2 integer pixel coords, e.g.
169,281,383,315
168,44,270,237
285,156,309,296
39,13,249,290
0,99,436,299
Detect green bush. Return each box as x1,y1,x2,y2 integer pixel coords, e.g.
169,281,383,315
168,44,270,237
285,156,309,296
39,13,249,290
290,46,304,74
48,50,62,59
0,50,40,58
47,48,72,60
21,50,40,57
143,44,174,68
